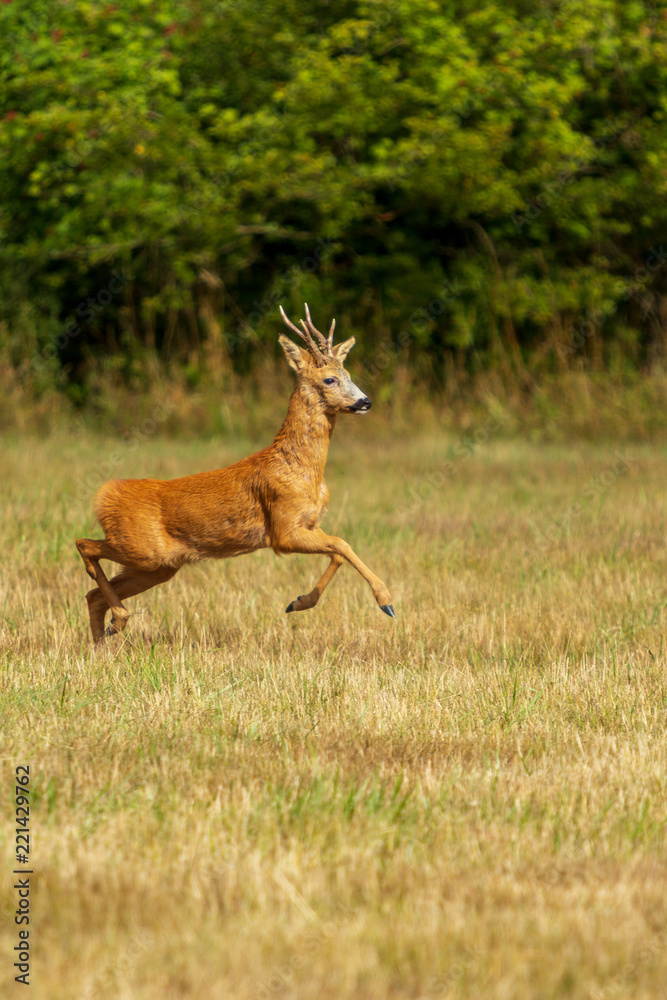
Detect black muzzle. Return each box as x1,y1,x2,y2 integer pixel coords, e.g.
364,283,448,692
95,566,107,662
348,397,372,412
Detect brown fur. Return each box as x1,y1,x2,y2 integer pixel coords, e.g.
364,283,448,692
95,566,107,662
76,306,395,643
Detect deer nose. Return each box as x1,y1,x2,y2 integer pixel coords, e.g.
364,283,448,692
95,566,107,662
350,397,372,412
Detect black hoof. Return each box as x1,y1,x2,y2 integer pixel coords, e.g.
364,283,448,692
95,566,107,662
105,617,128,636
286,596,304,613
380,604,395,618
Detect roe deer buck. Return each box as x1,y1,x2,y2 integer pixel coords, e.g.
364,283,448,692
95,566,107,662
76,304,395,643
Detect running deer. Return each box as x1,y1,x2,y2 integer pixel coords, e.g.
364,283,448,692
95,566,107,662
76,304,395,643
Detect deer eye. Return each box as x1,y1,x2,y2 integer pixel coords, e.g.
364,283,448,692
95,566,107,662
323,377,338,385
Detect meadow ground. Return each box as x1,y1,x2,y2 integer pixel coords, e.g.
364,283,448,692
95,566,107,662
1,421,666,999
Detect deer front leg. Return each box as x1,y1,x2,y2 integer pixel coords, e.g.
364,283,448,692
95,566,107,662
278,527,395,618
285,554,344,613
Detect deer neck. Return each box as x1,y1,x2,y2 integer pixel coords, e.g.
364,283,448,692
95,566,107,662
272,382,335,478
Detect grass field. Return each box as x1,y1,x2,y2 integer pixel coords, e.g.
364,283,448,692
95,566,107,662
1,420,666,999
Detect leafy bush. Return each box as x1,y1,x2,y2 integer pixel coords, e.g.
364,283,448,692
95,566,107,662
2,0,667,392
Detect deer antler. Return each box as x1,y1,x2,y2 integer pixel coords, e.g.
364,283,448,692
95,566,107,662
301,303,333,356
279,304,335,364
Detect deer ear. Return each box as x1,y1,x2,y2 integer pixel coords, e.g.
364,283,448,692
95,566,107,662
279,334,308,372
332,336,355,362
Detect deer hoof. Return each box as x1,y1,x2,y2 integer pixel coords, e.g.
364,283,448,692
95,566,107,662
380,604,395,618
105,616,129,637
285,596,305,613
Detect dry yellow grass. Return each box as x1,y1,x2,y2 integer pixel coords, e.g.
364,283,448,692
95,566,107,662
1,424,666,999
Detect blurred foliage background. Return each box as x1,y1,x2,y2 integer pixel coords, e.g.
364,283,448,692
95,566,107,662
2,0,667,421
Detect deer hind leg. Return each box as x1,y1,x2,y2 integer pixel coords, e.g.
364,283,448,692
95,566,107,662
85,565,179,643
85,587,110,644
286,555,344,613
76,538,132,640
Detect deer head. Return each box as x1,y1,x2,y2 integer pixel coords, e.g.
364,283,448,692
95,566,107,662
279,304,371,414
